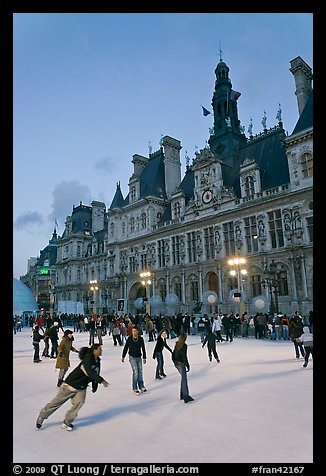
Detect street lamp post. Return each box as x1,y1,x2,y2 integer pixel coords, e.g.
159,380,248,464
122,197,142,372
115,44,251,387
228,257,247,314
262,260,286,314
90,280,99,315
140,271,152,315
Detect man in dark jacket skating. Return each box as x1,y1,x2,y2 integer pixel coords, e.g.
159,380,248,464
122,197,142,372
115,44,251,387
35,344,109,431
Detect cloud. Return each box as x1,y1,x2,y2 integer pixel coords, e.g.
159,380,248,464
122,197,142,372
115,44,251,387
48,180,91,226
94,156,116,174
14,211,44,230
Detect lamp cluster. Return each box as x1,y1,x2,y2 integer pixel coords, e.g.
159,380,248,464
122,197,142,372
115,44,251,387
140,271,151,286
90,279,99,291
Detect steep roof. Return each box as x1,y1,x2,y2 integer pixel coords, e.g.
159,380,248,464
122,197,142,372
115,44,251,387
292,93,313,135
139,149,166,199
237,127,289,193
110,185,125,209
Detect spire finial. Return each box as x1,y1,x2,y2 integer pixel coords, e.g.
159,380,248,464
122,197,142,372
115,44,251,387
276,103,282,123
219,41,223,62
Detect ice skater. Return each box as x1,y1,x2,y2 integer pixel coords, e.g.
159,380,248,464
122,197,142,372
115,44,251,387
36,344,109,431
202,328,221,363
152,329,172,379
121,326,147,395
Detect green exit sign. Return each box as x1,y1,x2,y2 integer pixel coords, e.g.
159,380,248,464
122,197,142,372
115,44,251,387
39,268,50,275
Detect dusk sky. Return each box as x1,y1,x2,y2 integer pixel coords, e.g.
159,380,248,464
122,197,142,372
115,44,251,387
13,13,313,278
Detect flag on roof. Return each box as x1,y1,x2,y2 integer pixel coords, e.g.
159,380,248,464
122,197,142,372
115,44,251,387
201,105,211,116
230,89,241,101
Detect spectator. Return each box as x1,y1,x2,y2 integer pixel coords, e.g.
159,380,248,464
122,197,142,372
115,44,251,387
32,325,44,363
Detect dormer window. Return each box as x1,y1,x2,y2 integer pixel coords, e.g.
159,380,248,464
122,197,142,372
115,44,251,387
130,186,136,202
244,176,255,197
173,202,181,219
301,152,313,178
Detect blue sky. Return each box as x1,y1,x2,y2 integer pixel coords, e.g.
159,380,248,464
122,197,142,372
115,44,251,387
13,13,313,278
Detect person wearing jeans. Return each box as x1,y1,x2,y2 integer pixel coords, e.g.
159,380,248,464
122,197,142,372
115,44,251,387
152,329,172,379
172,332,194,403
121,326,147,395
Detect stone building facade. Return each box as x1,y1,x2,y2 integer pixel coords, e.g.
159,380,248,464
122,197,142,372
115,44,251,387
46,56,313,318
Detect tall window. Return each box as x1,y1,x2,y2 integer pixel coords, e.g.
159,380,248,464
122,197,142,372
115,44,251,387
187,232,197,263
268,209,284,248
130,186,136,202
140,254,148,271
171,236,181,265
174,282,182,301
109,258,114,275
159,282,167,301
129,256,136,273
203,226,215,259
244,216,258,253
223,222,235,256
306,216,313,242
301,152,313,178
158,240,166,268
110,223,114,238
251,274,262,297
278,274,289,296
130,217,135,233
244,175,255,197
190,280,199,301
173,202,181,219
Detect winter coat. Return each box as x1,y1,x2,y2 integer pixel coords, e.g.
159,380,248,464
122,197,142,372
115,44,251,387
32,329,44,345
289,317,304,340
55,335,77,369
202,331,219,350
172,343,190,370
64,351,104,392
299,326,313,348
153,335,172,358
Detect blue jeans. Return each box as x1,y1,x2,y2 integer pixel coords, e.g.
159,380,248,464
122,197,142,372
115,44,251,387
174,362,190,400
129,356,145,391
155,351,164,378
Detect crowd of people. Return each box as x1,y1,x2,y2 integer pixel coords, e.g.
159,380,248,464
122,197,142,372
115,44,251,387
13,308,313,430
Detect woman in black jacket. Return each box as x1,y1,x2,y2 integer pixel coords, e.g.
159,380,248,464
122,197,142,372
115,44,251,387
153,329,172,379
172,333,194,403
36,344,109,431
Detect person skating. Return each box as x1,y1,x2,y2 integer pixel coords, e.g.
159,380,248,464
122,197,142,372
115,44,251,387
152,329,172,379
55,329,78,387
121,326,147,395
172,332,194,403
35,344,109,431
202,328,221,363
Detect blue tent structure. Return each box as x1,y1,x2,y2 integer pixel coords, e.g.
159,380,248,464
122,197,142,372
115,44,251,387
13,278,39,316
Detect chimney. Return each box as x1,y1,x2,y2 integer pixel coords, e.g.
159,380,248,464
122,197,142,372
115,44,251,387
289,56,313,116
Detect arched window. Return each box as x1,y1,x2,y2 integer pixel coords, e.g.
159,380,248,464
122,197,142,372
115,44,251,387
130,217,135,232
110,222,114,238
301,152,313,178
244,175,255,197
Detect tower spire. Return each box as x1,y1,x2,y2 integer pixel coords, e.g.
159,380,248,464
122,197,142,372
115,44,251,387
219,41,223,62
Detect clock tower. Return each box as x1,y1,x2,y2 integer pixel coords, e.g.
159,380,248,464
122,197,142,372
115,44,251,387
208,58,246,168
